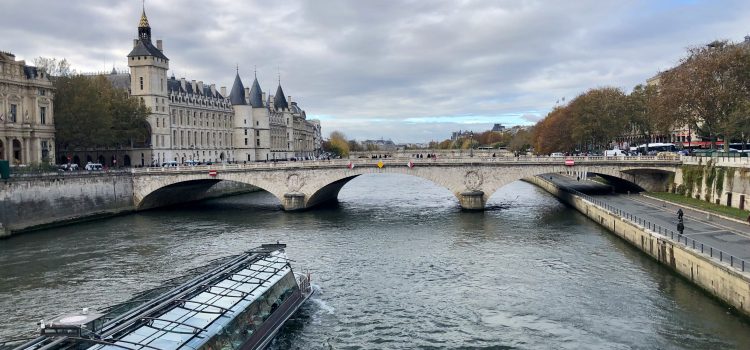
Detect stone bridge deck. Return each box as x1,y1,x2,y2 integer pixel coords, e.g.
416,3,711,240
131,156,681,211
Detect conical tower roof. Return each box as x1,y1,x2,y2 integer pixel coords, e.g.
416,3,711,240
229,72,246,105
249,77,263,108
274,84,288,110
139,8,150,28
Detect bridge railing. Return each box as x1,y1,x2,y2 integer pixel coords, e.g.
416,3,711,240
129,156,677,174
545,177,749,274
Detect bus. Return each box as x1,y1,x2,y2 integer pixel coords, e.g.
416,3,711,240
631,143,677,155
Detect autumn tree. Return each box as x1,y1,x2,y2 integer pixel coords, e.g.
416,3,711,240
324,131,350,157
658,41,750,150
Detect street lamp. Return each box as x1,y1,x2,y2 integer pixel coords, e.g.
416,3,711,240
469,131,474,157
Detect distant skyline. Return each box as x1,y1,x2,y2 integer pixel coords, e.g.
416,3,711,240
2,0,749,142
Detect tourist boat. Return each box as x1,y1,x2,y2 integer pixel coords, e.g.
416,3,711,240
9,244,313,350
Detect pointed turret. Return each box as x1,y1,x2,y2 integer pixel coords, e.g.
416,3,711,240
229,72,246,105
249,77,263,108
274,84,288,110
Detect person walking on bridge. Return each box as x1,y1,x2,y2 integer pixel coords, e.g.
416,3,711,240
677,218,685,236
677,208,684,221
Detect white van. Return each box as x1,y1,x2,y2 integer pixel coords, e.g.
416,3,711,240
550,152,564,157
604,149,625,156
84,163,103,171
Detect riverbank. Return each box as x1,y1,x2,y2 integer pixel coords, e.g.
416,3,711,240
526,175,750,318
645,191,750,222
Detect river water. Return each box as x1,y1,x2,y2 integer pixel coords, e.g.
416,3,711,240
1,174,750,349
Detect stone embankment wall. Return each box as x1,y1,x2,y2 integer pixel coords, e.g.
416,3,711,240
0,173,135,237
0,174,258,237
673,159,750,211
527,175,750,318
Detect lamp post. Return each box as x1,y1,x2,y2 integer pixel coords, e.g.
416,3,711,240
469,131,474,157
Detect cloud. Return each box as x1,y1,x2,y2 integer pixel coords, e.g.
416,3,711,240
3,0,749,142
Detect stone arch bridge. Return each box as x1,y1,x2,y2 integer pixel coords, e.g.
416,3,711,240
132,157,680,211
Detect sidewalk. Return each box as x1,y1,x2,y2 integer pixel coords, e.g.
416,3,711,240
547,174,750,262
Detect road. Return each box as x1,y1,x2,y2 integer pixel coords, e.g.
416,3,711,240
548,174,750,266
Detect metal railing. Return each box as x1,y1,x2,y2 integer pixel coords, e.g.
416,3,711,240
544,177,749,273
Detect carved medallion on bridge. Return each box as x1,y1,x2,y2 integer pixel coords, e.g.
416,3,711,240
286,173,304,192
464,170,483,191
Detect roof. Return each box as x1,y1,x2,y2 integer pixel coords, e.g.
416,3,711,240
274,85,288,110
127,39,168,60
229,73,246,105
167,76,224,99
249,77,263,107
106,73,131,91
23,66,39,79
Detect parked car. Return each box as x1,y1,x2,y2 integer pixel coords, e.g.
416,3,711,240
550,152,564,157
161,161,179,167
84,162,103,171
58,163,79,172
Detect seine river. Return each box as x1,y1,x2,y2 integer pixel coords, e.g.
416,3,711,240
2,174,750,349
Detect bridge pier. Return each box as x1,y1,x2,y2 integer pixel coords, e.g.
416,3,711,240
283,193,306,211
459,190,485,210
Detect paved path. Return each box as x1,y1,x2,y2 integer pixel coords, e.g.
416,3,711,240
547,174,750,266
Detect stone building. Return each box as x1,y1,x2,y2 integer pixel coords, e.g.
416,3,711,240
67,7,319,166
0,51,55,165
229,71,320,161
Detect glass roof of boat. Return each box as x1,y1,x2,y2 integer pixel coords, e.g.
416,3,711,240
87,251,290,350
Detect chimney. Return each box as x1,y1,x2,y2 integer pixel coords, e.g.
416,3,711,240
197,80,204,94
156,40,163,51
262,92,267,101
288,95,292,104
244,87,250,100
210,84,216,96
191,80,197,93
133,39,138,47
220,86,227,96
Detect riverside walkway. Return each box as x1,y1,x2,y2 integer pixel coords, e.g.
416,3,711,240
547,173,750,271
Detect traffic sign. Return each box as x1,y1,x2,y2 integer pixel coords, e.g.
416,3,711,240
208,169,218,177
565,158,575,166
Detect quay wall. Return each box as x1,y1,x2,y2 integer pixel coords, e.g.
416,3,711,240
672,160,750,212
0,174,259,238
0,173,135,237
526,175,750,318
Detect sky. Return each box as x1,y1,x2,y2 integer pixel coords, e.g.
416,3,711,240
2,0,749,143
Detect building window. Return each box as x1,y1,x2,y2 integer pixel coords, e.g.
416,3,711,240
39,88,46,96
139,77,144,90
256,121,259,126
256,139,260,147
245,138,248,146
244,129,247,135
256,130,260,137
10,104,17,123
40,107,47,124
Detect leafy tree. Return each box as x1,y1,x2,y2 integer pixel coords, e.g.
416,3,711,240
34,57,74,77
627,84,670,153
54,75,149,150
324,131,350,157
568,87,628,152
658,41,750,150
508,128,533,153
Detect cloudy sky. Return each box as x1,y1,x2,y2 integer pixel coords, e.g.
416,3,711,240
2,0,749,142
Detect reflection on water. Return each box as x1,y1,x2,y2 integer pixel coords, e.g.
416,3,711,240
1,174,749,349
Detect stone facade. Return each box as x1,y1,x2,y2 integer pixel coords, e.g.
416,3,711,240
0,51,55,165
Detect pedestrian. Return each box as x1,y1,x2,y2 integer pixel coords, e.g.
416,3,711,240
677,208,684,220
677,220,684,235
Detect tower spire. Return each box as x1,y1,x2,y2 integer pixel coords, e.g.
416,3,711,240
138,0,151,41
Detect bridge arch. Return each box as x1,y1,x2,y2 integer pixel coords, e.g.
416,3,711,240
130,159,680,211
